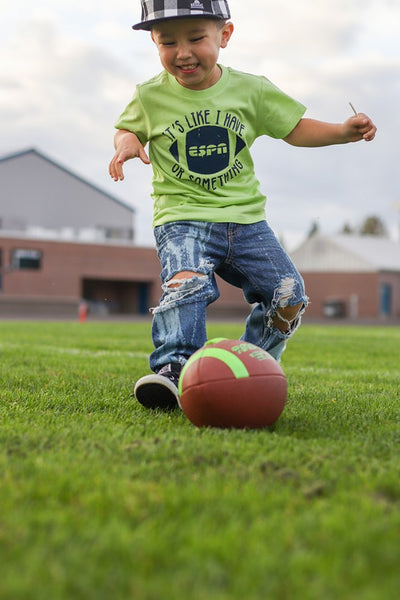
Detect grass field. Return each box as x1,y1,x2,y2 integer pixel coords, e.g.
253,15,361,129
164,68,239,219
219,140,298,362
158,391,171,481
0,320,399,599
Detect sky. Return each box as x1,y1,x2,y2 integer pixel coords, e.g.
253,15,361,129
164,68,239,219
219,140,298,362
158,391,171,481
1,0,399,249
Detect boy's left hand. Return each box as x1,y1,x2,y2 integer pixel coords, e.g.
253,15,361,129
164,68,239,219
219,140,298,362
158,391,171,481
344,113,377,142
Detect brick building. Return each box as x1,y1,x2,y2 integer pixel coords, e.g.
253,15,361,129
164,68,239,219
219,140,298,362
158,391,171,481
0,235,247,318
291,234,400,320
0,235,160,316
3,148,398,321
0,148,246,318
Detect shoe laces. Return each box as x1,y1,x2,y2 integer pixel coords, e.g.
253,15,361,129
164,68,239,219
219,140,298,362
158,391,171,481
157,363,181,386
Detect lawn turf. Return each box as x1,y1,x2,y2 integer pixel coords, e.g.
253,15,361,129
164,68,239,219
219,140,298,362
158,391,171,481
0,321,399,599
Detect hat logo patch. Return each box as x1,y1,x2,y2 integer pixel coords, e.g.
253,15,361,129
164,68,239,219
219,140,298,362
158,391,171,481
190,1,204,11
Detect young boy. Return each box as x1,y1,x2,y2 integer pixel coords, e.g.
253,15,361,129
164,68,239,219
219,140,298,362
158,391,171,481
109,0,376,410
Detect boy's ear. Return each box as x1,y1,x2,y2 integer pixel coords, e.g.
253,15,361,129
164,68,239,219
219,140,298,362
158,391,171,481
220,21,234,48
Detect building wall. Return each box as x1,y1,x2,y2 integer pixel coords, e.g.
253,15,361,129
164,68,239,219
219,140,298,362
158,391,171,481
0,236,249,318
0,237,160,315
378,271,400,318
6,235,399,321
301,271,400,319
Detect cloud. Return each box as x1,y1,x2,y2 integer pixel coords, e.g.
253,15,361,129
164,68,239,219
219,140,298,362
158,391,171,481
1,19,130,169
1,0,399,248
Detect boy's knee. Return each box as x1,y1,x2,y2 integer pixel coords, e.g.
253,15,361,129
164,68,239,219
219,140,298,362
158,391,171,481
270,276,308,334
272,302,304,333
165,271,203,288
152,270,219,314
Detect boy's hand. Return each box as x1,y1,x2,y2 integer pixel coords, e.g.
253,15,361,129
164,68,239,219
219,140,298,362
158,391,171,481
284,114,377,147
343,113,377,142
109,130,150,181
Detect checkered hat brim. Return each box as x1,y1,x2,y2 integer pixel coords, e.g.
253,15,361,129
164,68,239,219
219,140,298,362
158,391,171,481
133,0,231,30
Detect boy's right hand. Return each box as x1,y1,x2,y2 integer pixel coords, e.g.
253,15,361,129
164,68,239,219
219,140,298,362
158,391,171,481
109,130,150,181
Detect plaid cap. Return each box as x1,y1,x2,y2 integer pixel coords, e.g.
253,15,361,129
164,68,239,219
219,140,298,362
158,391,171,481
132,0,231,30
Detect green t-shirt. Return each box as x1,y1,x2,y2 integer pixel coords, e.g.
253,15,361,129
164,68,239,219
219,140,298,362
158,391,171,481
115,66,306,227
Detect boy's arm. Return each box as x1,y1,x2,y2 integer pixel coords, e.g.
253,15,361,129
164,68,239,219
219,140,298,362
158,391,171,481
284,114,377,147
109,129,150,182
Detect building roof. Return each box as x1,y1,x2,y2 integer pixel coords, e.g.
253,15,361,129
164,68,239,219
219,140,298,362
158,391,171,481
0,148,135,242
291,234,400,273
0,148,134,213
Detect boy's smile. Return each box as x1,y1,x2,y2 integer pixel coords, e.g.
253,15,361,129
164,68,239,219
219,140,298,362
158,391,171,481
151,18,233,90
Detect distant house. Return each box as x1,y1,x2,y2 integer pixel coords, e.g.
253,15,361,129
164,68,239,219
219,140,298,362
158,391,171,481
2,152,399,320
0,235,162,317
0,148,246,318
0,148,134,242
0,148,148,316
291,234,400,320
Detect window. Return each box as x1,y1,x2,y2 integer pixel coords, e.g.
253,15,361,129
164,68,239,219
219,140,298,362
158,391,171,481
11,248,42,270
380,283,393,317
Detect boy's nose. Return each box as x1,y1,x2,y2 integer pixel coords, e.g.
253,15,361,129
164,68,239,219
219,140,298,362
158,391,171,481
176,43,192,59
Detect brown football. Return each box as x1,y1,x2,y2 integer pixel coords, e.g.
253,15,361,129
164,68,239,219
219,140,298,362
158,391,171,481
178,338,287,429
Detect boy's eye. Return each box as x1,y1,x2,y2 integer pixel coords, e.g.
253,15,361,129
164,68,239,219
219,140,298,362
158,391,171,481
161,36,204,46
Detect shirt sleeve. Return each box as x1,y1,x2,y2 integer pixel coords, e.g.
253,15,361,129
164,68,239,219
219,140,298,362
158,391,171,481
256,76,306,139
114,86,149,146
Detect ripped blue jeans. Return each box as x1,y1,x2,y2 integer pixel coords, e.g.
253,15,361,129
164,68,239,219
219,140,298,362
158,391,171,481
150,220,308,371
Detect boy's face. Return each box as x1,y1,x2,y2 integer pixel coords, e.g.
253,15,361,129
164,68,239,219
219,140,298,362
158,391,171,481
151,18,233,90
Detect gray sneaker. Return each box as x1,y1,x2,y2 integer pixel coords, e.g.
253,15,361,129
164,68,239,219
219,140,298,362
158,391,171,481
133,364,181,410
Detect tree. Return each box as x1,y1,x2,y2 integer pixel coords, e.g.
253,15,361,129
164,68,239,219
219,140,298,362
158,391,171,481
340,223,354,235
307,221,319,238
359,215,388,237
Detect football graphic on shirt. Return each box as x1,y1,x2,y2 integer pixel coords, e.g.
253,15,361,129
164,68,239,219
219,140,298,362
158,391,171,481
169,125,246,175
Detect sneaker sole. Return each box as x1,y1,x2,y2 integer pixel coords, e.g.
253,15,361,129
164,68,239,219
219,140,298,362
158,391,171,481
133,374,179,411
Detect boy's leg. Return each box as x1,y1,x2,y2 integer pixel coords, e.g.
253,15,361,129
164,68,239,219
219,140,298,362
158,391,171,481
242,223,307,360
149,271,216,368
242,301,304,361
134,221,222,409
150,221,221,371
217,221,307,362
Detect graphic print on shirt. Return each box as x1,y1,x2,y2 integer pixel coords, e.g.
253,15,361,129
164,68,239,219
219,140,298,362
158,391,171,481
162,108,247,190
